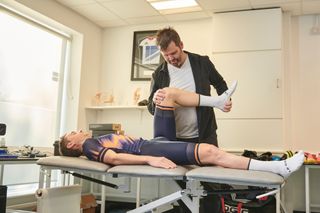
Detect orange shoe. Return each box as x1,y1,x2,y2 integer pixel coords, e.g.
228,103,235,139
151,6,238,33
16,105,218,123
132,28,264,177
304,152,317,164
316,153,320,164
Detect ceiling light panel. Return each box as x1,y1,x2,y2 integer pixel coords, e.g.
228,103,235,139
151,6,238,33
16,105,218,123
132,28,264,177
148,0,199,10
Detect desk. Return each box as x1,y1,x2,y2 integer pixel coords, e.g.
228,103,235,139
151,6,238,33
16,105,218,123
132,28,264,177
0,158,39,185
305,164,320,213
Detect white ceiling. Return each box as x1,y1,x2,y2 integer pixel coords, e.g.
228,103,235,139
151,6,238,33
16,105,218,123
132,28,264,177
55,0,320,28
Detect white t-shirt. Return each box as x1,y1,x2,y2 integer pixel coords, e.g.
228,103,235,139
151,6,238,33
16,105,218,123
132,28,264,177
168,56,198,139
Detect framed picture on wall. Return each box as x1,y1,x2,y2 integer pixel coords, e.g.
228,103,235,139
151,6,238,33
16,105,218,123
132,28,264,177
130,30,163,81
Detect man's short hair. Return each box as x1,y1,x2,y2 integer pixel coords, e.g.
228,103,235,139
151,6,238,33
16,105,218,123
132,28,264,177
59,134,82,157
156,27,181,50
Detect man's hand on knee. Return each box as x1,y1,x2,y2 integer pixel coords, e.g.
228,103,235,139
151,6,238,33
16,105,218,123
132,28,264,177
153,89,166,105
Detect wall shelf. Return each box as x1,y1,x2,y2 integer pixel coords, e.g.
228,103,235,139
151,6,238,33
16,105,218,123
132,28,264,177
85,105,149,124
85,105,147,110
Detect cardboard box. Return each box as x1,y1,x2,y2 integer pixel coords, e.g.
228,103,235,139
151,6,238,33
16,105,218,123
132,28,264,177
89,123,121,131
81,194,97,213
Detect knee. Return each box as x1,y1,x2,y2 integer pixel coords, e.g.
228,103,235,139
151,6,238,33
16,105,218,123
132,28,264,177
162,87,178,100
206,145,217,156
201,144,218,157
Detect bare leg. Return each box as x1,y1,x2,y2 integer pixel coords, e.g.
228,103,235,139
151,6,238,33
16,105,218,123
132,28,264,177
198,144,304,179
198,144,249,169
158,81,237,110
159,87,199,107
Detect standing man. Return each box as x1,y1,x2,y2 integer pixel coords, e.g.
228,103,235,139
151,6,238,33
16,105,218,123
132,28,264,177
148,27,232,146
147,27,233,213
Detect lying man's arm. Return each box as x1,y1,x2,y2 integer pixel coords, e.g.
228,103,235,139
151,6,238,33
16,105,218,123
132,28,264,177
104,149,177,169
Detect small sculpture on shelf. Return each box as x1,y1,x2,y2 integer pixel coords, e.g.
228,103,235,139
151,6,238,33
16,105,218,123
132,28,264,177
92,91,114,106
133,88,141,105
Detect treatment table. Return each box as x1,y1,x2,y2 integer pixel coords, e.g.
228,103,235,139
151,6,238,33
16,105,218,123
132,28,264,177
37,156,286,213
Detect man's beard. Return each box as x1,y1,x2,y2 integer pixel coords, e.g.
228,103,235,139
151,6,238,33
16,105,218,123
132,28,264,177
169,58,181,67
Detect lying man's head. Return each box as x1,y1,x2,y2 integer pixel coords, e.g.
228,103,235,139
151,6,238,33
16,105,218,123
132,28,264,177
59,130,91,157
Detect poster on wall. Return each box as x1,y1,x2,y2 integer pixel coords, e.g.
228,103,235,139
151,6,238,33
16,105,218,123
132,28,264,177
131,30,163,81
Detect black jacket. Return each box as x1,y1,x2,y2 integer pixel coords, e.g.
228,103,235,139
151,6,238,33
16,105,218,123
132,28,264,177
147,51,228,144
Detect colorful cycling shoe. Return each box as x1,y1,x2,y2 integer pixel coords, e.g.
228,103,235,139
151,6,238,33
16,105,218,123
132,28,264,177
316,153,320,164
304,152,319,164
280,150,294,160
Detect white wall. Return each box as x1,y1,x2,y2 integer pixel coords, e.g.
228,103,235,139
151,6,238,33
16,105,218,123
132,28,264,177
284,14,320,212
289,15,320,153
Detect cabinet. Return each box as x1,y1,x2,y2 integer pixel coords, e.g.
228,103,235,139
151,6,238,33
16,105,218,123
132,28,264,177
213,50,282,119
211,8,284,151
212,8,282,52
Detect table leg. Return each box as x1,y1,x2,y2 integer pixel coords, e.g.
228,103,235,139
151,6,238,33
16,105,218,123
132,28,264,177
305,166,310,213
100,175,106,213
136,178,141,208
276,190,280,213
0,164,4,185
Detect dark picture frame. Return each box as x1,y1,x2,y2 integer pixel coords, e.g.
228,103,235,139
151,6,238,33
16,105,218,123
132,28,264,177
130,30,163,81
0,123,6,136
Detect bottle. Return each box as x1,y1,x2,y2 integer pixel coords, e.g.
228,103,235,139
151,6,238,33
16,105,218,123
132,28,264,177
0,137,5,147
0,137,7,155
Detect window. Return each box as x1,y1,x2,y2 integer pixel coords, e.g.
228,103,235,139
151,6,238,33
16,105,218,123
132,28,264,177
0,7,69,196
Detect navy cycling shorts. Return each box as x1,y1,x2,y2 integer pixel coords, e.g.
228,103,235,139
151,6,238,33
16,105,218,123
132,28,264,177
150,106,201,165
140,140,201,165
153,106,176,141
